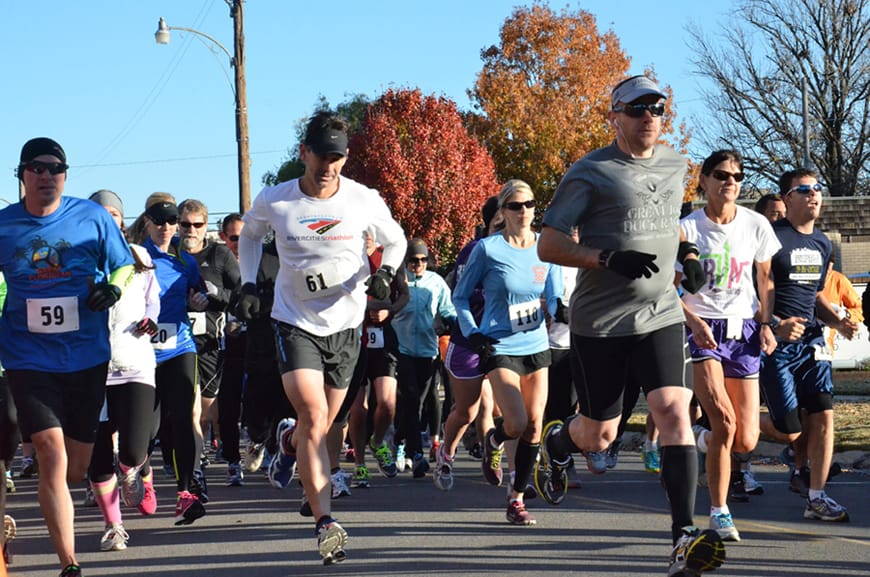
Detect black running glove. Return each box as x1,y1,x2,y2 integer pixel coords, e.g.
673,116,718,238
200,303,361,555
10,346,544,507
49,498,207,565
235,283,260,321
554,298,569,324
468,332,499,369
365,266,394,301
135,317,159,337
603,250,659,279
681,259,705,294
86,281,122,312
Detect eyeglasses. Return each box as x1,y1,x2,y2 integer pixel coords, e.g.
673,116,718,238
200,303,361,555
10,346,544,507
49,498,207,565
787,183,824,195
612,102,665,118
407,256,427,264
228,235,240,242
179,221,206,229
710,169,744,182
22,160,68,175
503,200,536,211
150,216,179,226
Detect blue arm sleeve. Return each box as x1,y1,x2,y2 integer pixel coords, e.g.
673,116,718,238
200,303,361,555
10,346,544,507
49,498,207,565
452,241,487,338
543,264,563,317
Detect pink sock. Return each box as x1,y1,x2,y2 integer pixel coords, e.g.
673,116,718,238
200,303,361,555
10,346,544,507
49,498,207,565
92,477,122,526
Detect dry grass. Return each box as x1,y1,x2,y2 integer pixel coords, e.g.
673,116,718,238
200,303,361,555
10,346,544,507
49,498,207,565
624,370,870,453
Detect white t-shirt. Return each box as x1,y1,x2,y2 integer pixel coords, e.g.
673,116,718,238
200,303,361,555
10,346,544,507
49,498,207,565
241,176,406,336
679,205,781,319
548,265,577,349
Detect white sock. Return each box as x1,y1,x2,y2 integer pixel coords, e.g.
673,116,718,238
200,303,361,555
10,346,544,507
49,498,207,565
711,505,730,516
808,489,825,501
696,430,709,454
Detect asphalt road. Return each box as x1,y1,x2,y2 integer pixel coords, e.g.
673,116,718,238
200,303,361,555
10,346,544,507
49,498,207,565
4,449,869,577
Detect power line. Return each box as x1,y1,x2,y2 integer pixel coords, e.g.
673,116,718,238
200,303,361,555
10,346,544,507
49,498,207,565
74,149,285,169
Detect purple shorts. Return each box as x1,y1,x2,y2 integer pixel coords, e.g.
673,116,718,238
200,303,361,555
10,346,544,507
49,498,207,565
686,318,761,378
445,341,483,380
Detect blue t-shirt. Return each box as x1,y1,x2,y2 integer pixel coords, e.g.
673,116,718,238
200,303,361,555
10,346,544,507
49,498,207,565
0,197,134,372
448,239,485,349
144,237,202,363
769,219,831,325
453,233,562,356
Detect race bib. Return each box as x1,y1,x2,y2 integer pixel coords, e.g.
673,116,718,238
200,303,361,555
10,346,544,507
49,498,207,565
366,326,385,349
26,296,79,334
725,317,743,341
292,264,345,301
150,322,178,350
509,299,542,333
189,311,207,336
813,344,833,362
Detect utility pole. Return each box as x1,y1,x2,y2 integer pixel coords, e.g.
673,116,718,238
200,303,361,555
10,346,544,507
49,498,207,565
231,0,251,213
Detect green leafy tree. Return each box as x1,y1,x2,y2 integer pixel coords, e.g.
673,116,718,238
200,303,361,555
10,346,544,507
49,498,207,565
344,89,501,265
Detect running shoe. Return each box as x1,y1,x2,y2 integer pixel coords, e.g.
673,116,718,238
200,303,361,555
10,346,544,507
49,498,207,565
331,470,352,498
163,462,175,479
412,453,430,478
351,465,371,489
138,476,157,515
506,500,536,526
584,450,608,475
200,452,210,468
710,513,740,542
299,491,313,517
433,445,454,491
119,466,144,508
395,443,407,473
3,515,16,566
244,442,265,473
343,445,356,463
742,465,764,495
82,486,97,507
316,517,348,565
5,470,15,493
481,429,504,486
565,458,582,489
779,444,795,468
19,456,37,479
506,471,539,502
189,470,209,504
369,437,398,478
804,494,850,522
174,490,205,526
59,564,82,577
468,441,484,461
226,462,244,487
642,447,661,474
268,418,298,489
667,526,726,577
535,420,569,505
100,524,130,551
728,472,749,503
213,440,224,463
605,438,621,469
789,466,810,499
429,440,441,463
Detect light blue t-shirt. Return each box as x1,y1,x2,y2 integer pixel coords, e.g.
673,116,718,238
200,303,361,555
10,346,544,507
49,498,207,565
0,197,134,372
453,233,561,356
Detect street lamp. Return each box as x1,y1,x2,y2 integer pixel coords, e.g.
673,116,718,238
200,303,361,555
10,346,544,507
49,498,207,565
155,0,251,213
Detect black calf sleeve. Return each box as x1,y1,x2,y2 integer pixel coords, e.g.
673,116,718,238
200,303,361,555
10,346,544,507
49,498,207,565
513,440,539,494
660,445,698,545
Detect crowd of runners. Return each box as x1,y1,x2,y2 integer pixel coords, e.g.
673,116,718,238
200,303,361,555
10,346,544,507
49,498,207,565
0,75,860,577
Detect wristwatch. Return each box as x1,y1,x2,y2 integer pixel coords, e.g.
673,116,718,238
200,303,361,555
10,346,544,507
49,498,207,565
598,249,612,269
763,316,781,330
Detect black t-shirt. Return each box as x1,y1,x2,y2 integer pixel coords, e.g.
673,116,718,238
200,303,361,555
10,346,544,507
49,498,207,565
770,219,831,325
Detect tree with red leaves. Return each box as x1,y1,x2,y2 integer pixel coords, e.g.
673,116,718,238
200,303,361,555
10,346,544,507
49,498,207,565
344,89,500,265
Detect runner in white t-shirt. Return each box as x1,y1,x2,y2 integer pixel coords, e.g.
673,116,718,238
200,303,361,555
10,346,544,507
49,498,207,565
236,111,406,565
678,150,780,542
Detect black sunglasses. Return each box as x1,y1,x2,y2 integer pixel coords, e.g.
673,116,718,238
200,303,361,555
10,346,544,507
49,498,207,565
503,200,536,211
150,216,179,226
710,169,744,182
407,256,427,264
787,183,824,195
612,102,665,118
228,235,240,242
22,160,68,176
180,221,206,229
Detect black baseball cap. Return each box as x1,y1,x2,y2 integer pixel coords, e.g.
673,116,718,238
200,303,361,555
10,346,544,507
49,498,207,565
304,128,348,157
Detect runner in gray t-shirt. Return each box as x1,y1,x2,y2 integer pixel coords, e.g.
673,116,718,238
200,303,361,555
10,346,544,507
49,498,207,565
536,75,726,577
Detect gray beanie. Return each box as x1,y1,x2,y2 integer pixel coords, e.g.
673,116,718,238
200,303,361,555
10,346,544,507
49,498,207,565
89,189,124,218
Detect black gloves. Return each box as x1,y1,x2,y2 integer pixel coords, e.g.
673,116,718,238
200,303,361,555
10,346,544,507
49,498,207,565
365,266,394,301
681,259,705,294
554,298,569,324
604,250,659,279
468,332,499,368
135,317,158,337
86,282,121,312
235,283,260,321
678,241,704,294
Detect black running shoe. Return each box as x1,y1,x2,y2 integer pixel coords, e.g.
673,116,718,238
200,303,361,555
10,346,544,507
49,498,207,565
668,526,726,576
535,420,569,505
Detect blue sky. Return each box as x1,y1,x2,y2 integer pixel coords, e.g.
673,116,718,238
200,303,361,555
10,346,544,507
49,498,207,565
2,1,727,224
